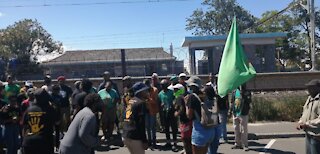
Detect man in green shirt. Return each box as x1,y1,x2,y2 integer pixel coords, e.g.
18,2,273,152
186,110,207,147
98,81,120,145
158,79,178,151
4,75,20,103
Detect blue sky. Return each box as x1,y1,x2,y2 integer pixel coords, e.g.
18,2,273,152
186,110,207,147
0,0,319,61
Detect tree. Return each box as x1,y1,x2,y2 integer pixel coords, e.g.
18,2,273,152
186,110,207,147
186,0,257,35
0,19,63,77
256,1,320,71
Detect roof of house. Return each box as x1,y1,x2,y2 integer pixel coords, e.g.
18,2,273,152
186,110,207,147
43,47,175,65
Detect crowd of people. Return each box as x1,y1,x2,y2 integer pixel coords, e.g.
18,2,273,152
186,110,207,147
0,71,254,154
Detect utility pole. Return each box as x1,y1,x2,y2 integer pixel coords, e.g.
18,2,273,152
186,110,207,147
121,49,126,77
305,0,316,70
170,43,174,74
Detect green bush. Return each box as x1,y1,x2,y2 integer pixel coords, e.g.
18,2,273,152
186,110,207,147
249,91,307,122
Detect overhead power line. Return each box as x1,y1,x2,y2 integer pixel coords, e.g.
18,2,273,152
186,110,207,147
0,0,194,8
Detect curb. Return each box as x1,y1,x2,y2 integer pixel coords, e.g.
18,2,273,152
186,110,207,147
155,132,305,143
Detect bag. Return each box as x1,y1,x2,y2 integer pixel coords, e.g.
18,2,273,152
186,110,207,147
192,93,219,128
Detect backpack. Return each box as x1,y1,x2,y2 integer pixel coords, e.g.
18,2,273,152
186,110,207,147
192,93,219,128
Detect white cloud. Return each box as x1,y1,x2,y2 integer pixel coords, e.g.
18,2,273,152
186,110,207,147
0,12,5,17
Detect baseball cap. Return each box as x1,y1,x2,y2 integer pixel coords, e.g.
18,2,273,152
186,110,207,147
25,81,33,87
57,76,66,81
172,83,184,90
179,73,187,78
186,76,202,88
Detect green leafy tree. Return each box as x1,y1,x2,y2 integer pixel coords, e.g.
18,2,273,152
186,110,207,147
186,0,257,35
0,19,63,77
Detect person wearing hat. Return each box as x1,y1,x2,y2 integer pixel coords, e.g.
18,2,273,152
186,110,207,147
122,82,150,154
297,79,320,154
173,83,192,154
57,76,73,133
168,76,179,91
59,93,102,154
185,76,216,154
158,79,178,151
178,73,188,93
22,88,56,154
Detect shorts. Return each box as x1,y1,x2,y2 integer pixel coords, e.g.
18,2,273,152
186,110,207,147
191,120,215,147
180,121,192,139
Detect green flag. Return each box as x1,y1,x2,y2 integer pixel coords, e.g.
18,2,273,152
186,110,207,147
217,18,256,97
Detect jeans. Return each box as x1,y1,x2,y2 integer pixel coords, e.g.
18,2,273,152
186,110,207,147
207,125,221,154
219,110,228,141
306,134,320,154
233,115,248,147
145,113,156,145
191,120,215,147
4,124,20,154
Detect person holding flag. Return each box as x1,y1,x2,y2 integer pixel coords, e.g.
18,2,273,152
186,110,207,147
217,17,256,152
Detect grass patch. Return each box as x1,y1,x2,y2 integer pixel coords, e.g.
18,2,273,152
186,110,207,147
249,91,307,122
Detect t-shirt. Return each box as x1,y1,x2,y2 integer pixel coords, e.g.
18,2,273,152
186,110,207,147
59,84,73,108
158,90,175,110
98,80,119,95
1,104,20,125
186,93,204,120
4,84,20,102
23,104,55,151
98,89,119,109
122,97,147,143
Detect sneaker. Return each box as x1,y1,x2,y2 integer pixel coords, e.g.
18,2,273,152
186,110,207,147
231,145,243,149
172,144,179,152
163,143,172,148
244,146,249,151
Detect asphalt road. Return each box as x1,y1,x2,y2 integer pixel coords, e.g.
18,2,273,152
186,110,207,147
96,137,305,154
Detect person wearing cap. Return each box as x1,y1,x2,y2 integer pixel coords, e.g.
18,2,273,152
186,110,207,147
21,89,36,116
57,76,73,133
230,84,251,151
297,79,320,154
98,81,120,144
22,89,56,154
4,75,20,103
179,73,188,93
59,93,102,154
122,82,149,154
185,76,216,154
41,75,53,94
158,79,178,151
173,83,192,154
143,79,159,149
168,76,179,91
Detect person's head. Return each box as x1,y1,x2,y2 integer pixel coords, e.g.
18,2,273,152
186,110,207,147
105,81,112,91
7,75,13,84
27,88,35,100
306,79,320,98
57,76,66,85
122,76,132,88
103,71,111,81
151,73,159,83
34,88,51,107
160,79,169,90
25,81,33,89
173,84,185,98
81,78,93,92
186,76,202,93
209,73,217,84
8,95,17,106
74,81,81,90
170,76,179,85
178,73,187,83
84,93,103,113
44,75,52,85
132,82,150,100
52,84,60,95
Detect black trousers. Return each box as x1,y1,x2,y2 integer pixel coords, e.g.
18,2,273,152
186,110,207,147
163,109,178,142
